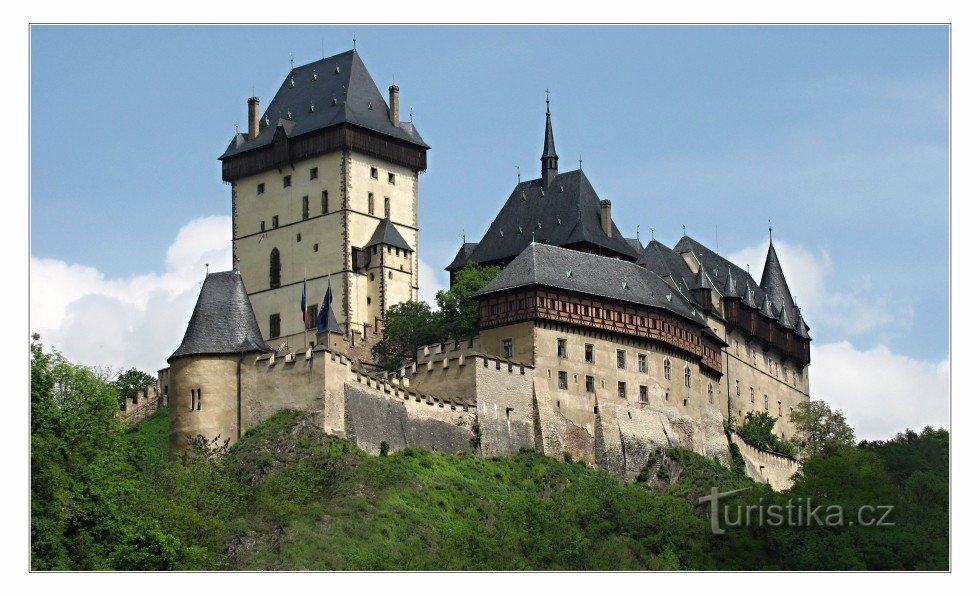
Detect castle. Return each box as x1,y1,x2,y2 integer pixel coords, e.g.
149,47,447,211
159,49,809,488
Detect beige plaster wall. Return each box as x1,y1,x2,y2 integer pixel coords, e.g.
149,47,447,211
168,354,242,455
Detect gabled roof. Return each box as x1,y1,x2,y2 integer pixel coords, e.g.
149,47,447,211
458,169,640,270
473,243,707,327
220,50,427,160
637,239,695,290
675,235,763,305
364,218,412,252
169,271,272,361
446,242,479,271
625,237,644,254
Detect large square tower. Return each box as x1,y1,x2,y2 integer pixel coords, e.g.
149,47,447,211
219,50,428,350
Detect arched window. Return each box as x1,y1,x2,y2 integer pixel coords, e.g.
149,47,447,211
663,358,671,380
684,366,691,388
270,248,281,288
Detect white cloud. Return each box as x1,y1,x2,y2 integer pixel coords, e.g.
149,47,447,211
810,341,949,441
30,215,232,373
417,257,444,307
726,240,911,339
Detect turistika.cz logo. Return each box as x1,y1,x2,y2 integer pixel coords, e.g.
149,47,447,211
697,487,895,535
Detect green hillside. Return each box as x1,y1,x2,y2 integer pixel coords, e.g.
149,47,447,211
31,338,949,570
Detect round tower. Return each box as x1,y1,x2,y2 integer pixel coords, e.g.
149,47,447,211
168,270,272,455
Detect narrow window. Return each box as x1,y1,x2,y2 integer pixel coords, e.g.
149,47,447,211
272,215,279,228
764,395,769,411
269,313,281,338
618,381,626,398
750,387,755,404
684,366,691,388
502,338,513,359
388,172,395,185
616,349,626,369
557,338,567,359
283,175,291,188
260,220,265,232
370,167,378,179
778,401,782,416
321,190,329,214
736,379,740,396
368,192,375,215
664,358,671,380
310,167,318,180
302,195,309,220
269,248,281,288
189,389,195,411
638,353,647,373
384,196,390,218
257,182,265,195
584,343,594,363
708,383,714,404
558,371,568,390
586,375,595,393
313,244,319,252
196,389,202,411
639,385,648,404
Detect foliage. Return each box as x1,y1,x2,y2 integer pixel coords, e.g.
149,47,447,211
370,301,442,371
790,400,855,459
113,367,157,408
737,411,797,458
31,340,948,570
434,262,501,341
373,263,500,371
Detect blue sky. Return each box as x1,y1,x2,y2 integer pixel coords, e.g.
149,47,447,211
29,25,949,438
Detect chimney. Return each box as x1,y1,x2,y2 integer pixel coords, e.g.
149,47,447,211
389,85,399,124
247,96,260,140
600,200,613,237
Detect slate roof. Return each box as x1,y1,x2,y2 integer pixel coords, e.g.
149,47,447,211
170,271,272,361
447,242,479,271
455,169,640,271
673,235,809,338
364,218,413,252
220,50,427,160
473,243,708,327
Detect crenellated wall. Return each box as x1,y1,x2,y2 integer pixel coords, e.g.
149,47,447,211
730,432,800,491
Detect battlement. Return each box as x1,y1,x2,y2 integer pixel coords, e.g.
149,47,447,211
119,384,163,424
730,432,799,491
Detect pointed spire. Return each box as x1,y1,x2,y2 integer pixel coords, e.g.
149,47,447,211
795,308,811,339
724,266,738,297
741,284,758,309
778,303,793,328
541,90,558,189
693,264,711,290
760,293,777,319
760,240,795,319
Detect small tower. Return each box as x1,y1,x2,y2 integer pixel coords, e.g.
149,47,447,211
358,218,415,328
167,271,271,456
541,96,558,189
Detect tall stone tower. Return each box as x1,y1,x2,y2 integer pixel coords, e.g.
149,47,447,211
219,50,428,350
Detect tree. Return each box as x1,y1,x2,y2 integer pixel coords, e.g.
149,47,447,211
114,368,157,408
737,411,796,457
435,262,501,341
371,301,442,371
789,400,855,459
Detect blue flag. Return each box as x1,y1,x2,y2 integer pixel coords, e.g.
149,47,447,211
315,277,333,332
300,279,308,328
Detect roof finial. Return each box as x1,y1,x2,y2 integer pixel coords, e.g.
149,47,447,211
235,120,239,134
650,228,655,243
579,153,583,170
409,107,413,122
768,217,773,243
531,231,536,243
516,165,521,183
205,262,209,276
636,225,640,240
290,53,293,69
353,33,357,51
462,228,466,244
546,88,550,113
683,224,687,236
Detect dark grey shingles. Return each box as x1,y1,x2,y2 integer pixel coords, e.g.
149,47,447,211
220,50,427,160
364,219,413,252
760,241,797,322
473,243,707,326
459,170,640,270
446,242,479,271
170,271,272,361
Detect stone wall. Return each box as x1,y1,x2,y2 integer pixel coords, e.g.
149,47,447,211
119,384,162,425
731,432,800,492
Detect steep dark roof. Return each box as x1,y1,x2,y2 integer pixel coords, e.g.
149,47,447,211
446,242,479,271
169,271,272,361
458,169,640,270
220,50,427,160
637,240,695,290
364,218,413,252
625,237,644,254
473,243,707,326
760,241,797,319
542,105,557,162
675,235,762,304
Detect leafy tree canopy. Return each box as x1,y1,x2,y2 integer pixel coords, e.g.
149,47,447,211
737,411,797,458
114,368,157,407
790,399,855,459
